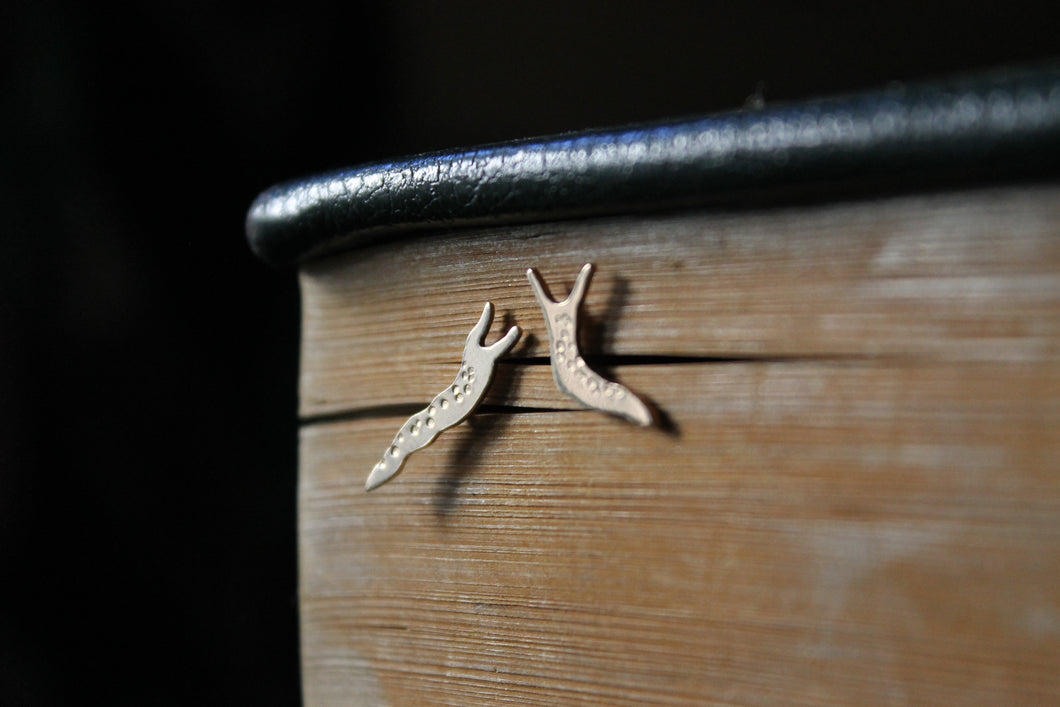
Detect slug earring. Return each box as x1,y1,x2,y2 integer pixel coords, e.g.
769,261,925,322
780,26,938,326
527,263,654,427
365,303,520,491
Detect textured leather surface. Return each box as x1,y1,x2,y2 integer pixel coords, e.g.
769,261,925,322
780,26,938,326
247,63,1060,266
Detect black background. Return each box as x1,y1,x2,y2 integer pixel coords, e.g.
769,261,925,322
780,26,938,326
2,1,1056,703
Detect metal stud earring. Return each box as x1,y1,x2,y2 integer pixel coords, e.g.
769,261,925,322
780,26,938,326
527,263,654,427
365,302,521,491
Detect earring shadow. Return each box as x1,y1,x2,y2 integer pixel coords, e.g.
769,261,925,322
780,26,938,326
580,275,680,437
434,314,526,519
580,273,628,357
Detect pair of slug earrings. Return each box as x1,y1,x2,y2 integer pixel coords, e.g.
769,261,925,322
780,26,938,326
365,263,654,491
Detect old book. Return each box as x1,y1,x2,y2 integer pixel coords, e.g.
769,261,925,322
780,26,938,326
250,65,1060,705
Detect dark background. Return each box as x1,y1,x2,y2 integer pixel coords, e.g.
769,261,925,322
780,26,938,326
2,1,1056,703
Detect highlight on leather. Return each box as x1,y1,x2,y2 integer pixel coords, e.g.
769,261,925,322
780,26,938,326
247,63,1060,266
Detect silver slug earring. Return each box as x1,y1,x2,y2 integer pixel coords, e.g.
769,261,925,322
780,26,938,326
527,263,654,427
365,303,520,491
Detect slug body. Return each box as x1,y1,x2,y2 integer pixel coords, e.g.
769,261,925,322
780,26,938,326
365,303,520,491
527,264,653,427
